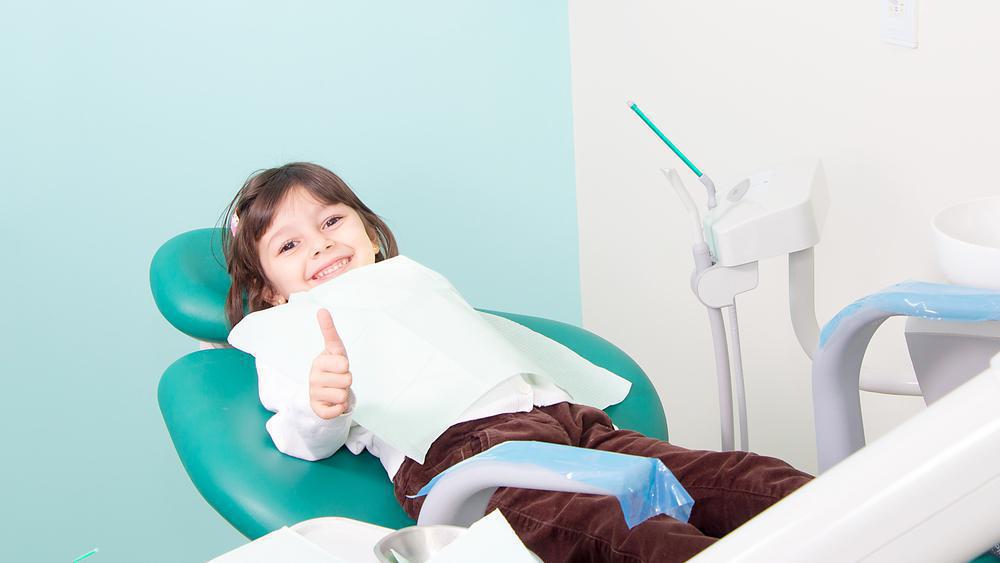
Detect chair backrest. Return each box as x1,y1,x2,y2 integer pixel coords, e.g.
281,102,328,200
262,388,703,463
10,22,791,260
152,229,668,538
150,228,233,343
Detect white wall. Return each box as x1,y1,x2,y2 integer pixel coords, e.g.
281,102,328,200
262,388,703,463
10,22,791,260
569,0,1000,473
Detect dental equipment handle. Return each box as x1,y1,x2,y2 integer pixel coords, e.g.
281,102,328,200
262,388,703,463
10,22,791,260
630,101,719,209
662,168,705,244
698,176,718,210
663,168,738,451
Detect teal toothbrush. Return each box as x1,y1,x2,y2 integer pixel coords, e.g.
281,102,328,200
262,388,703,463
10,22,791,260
74,549,99,562
628,101,718,209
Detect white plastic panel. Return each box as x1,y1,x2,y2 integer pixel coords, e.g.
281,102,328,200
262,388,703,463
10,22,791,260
705,159,829,267
690,366,1000,562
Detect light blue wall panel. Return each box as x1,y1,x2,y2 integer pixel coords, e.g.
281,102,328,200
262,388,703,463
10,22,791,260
0,1,576,560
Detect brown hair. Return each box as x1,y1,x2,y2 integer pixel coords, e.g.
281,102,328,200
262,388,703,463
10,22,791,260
220,162,399,327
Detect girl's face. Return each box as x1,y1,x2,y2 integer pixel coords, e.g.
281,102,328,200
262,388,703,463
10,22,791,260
258,186,380,303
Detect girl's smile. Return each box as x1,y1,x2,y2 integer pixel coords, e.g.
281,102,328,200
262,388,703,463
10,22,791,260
310,255,353,281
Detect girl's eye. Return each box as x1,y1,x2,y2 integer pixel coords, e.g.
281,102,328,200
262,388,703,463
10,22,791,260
278,241,297,254
323,216,342,229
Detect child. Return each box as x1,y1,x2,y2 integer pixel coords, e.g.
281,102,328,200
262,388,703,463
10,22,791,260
223,162,812,562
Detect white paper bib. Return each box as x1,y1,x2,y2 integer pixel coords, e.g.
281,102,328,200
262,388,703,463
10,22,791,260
229,256,630,463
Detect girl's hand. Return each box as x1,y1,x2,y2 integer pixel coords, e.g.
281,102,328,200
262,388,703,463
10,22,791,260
309,309,353,420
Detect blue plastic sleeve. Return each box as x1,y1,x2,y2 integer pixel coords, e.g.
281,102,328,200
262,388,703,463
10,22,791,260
820,281,1000,348
411,440,695,528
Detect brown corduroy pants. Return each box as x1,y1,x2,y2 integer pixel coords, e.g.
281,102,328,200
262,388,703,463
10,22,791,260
393,402,812,563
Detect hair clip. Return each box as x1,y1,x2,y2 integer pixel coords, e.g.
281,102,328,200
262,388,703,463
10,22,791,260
230,212,240,236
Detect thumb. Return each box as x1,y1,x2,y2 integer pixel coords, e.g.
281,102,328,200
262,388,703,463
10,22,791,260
316,308,347,357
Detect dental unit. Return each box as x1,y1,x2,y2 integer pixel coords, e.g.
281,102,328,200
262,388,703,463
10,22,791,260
630,101,1000,560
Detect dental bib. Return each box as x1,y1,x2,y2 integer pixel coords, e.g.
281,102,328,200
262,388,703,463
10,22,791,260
228,255,631,463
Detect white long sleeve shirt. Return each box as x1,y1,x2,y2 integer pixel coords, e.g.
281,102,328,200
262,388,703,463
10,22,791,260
257,360,572,481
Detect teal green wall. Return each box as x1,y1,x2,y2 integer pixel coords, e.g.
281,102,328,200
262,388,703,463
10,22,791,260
0,2,578,560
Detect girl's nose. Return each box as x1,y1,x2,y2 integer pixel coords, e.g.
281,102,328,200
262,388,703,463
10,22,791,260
312,240,336,257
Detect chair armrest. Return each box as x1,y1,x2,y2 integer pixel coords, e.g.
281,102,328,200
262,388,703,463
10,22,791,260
414,441,693,528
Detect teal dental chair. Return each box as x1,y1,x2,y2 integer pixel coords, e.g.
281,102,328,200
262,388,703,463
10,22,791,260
151,228,669,539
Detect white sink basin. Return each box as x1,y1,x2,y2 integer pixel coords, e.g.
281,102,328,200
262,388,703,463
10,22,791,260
932,197,1000,289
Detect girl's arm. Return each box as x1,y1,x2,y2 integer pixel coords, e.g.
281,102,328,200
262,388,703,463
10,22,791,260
257,360,355,461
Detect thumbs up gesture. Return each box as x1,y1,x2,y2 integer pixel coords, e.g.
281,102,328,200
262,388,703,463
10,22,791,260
308,309,353,420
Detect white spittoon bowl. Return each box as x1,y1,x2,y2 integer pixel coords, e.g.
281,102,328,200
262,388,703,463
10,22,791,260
932,197,1000,289
374,524,543,563
374,525,467,563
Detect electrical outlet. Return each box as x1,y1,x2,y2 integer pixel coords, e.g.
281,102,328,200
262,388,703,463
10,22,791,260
882,0,918,48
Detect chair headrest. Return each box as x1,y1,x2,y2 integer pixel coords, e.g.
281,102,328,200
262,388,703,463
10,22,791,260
150,228,232,342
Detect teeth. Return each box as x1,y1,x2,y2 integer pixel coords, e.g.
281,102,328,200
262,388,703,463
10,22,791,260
314,257,350,280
